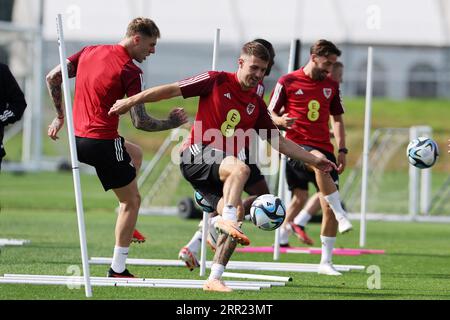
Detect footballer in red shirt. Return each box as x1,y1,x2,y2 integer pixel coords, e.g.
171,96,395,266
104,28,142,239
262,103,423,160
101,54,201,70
109,40,335,292
176,39,276,272
269,39,352,276
46,18,187,279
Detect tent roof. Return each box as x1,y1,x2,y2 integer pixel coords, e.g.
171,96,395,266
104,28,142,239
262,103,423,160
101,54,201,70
9,0,450,46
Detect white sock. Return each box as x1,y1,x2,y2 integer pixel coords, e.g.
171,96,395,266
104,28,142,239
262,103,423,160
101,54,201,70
279,225,290,245
222,205,237,222
210,215,221,226
208,263,225,280
186,231,202,254
320,236,336,265
323,191,346,220
111,246,129,273
294,210,312,227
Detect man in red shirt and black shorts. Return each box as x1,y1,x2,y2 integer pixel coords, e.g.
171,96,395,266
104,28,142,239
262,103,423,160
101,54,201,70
177,38,276,271
109,41,336,292
269,39,352,276
46,17,187,278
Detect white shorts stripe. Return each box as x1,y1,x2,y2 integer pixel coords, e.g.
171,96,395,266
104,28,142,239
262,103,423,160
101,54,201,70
190,144,202,156
0,110,14,122
114,138,124,162
114,139,119,161
237,148,246,161
193,144,200,154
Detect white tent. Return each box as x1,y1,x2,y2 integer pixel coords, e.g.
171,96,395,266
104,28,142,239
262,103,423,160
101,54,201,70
36,0,449,46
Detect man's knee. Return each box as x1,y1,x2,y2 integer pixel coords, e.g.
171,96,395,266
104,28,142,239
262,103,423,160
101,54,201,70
235,162,250,179
121,192,141,212
222,161,250,182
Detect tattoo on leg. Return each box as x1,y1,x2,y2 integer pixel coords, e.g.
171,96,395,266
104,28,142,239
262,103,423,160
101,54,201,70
213,233,237,266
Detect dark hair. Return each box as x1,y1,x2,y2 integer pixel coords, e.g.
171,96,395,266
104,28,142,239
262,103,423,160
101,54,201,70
126,17,160,38
253,38,275,76
310,39,341,57
241,41,270,62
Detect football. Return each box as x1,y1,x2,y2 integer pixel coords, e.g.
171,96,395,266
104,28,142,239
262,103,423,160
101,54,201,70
250,194,286,231
406,137,439,169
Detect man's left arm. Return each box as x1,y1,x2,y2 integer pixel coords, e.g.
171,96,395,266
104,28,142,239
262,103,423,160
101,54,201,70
129,103,188,132
331,114,346,174
121,69,188,131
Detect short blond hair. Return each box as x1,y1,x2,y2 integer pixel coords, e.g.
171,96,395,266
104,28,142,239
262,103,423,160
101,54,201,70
241,41,270,62
126,17,160,38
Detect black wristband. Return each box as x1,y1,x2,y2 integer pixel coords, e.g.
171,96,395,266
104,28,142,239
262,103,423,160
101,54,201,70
338,148,348,154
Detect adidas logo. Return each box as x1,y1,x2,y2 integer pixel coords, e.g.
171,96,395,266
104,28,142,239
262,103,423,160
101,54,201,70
295,89,304,95
224,93,231,99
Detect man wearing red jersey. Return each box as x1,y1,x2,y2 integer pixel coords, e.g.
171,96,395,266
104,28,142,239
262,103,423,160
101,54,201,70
269,40,352,276
46,17,187,278
109,41,336,292
177,38,276,271
287,61,346,247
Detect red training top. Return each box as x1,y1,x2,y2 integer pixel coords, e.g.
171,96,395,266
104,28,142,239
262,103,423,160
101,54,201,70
68,45,143,139
179,71,278,158
269,67,344,153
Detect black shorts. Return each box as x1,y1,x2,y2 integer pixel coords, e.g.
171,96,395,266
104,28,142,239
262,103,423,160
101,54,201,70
180,144,264,210
285,144,339,192
76,136,136,191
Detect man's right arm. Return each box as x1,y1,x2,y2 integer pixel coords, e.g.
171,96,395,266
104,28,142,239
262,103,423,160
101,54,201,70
268,80,297,129
46,61,76,118
46,61,76,140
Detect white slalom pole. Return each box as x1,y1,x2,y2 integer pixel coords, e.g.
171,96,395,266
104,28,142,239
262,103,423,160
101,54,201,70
56,14,92,297
273,39,297,261
199,210,208,277
409,126,419,219
212,28,220,72
200,28,220,277
360,47,374,248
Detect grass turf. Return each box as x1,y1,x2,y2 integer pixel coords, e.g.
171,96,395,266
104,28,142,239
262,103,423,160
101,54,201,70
1,97,449,300
1,203,450,299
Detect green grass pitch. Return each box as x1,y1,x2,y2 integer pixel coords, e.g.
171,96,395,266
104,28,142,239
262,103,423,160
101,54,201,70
1,172,450,300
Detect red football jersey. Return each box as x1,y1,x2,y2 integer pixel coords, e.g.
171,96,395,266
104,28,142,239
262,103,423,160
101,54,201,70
269,68,344,153
179,71,278,157
68,45,143,139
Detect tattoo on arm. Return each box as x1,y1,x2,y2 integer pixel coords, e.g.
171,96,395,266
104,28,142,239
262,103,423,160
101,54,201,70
130,103,175,132
212,233,237,266
46,62,76,118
